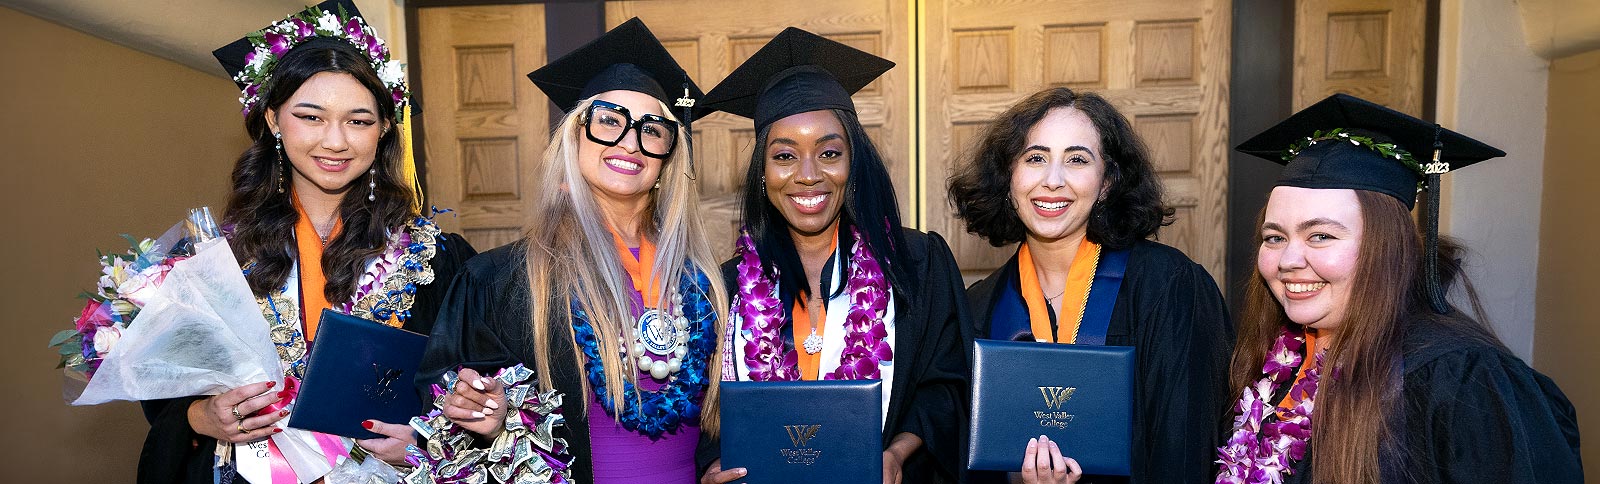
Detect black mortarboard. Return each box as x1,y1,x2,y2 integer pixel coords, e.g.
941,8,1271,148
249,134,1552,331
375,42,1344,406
526,18,704,119
212,0,360,90
1236,93,1505,314
1237,93,1504,209
701,27,894,131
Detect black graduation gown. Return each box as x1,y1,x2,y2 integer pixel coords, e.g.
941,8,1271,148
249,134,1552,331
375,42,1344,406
413,242,613,483
697,228,974,483
136,233,477,484
1273,318,1583,484
964,239,1234,484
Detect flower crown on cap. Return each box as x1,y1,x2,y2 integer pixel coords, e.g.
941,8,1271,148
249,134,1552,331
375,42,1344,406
232,3,409,121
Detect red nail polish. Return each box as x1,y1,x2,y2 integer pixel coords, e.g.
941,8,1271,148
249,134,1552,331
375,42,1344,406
278,390,291,400
362,420,375,430
279,410,289,417
273,428,283,434
266,381,276,388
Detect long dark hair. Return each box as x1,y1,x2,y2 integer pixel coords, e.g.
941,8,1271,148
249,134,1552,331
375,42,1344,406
1229,190,1501,484
947,87,1173,249
741,108,911,299
223,38,414,302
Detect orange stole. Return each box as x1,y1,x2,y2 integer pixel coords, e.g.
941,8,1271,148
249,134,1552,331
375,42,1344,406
1276,329,1320,415
291,193,342,340
609,230,660,308
1018,238,1101,344
792,231,841,380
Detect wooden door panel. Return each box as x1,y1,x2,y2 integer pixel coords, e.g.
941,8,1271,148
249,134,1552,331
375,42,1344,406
927,0,1230,283
418,5,547,251
1294,0,1426,115
606,0,911,261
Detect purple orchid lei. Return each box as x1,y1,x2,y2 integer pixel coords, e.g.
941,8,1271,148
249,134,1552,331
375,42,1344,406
725,226,893,381
1215,326,1323,484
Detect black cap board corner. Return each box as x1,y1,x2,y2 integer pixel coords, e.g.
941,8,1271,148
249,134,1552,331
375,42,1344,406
526,17,705,121
212,0,361,89
1235,93,1504,208
701,27,894,130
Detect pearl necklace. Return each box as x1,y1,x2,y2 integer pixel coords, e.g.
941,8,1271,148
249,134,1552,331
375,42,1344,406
620,290,692,380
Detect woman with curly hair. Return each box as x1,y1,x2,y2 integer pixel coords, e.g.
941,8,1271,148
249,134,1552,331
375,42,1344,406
949,87,1233,484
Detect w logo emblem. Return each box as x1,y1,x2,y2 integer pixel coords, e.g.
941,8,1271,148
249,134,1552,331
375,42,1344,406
373,365,403,388
1039,386,1077,410
784,424,822,447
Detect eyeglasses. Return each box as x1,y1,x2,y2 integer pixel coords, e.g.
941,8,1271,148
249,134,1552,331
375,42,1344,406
584,99,679,158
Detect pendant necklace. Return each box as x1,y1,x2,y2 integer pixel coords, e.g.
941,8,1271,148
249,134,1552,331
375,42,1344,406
803,282,824,354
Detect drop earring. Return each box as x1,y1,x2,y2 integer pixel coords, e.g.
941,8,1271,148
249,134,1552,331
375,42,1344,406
367,168,377,202
274,132,285,194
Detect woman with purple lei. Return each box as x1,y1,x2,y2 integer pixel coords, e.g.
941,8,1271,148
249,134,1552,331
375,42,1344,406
1221,94,1580,484
694,28,972,484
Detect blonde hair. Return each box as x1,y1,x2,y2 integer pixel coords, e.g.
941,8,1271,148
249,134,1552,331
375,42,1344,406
520,95,729,436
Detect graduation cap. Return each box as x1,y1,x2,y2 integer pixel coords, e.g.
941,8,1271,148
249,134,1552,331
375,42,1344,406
701,27,894,131
214,0,361,90
1237,93,1505,314
526,17,703,119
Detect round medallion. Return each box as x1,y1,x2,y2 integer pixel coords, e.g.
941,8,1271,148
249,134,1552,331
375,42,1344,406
637,309,677,356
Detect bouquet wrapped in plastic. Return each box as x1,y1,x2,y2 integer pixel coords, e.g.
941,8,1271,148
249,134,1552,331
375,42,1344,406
50,207,281,405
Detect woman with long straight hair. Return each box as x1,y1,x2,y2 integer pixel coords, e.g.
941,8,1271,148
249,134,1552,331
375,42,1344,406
415,19,729,483
1219,94,1581,484
696,28,972,484
139,1,477,482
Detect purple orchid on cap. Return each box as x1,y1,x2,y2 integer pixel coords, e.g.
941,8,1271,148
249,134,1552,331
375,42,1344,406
231,3,409,121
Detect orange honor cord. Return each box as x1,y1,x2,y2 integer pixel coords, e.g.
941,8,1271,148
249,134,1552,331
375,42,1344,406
1018,238,1101,344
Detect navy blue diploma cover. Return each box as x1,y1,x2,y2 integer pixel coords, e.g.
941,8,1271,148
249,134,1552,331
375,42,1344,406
967,339,1135,475
721,380,883,482
287,309,429,440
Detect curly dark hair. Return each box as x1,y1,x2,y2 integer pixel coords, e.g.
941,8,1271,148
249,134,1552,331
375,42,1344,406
946,87,1173,249
223,38,415,302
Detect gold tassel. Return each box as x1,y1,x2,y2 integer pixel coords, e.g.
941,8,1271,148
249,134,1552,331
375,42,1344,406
397,115,423,213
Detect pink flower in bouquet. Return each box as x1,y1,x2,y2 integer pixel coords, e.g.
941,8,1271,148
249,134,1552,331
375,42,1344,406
74,299,115,334
92,324,124,358
117,258,179,307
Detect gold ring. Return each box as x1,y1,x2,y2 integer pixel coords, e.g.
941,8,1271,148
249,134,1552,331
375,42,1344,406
231,404,244,421
238,422,250,434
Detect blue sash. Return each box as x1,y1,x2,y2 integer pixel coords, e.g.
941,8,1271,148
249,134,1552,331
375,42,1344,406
988,248,1131,345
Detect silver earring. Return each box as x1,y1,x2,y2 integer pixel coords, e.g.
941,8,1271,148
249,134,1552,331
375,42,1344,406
367,168,377,202
274,132,286,193
654,178,661,190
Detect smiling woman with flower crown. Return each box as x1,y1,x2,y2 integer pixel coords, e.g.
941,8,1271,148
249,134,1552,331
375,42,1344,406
695,28,972,484
136,1,477,483
412,19,729,484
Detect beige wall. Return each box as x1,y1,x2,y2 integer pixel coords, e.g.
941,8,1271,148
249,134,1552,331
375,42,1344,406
0,6,247,482
1536,48,1600,473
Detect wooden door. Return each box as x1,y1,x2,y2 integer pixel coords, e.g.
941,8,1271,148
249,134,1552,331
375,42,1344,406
1293,0,1427,114
605,0,912,261
924,0,1233,282
417,5,548,250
